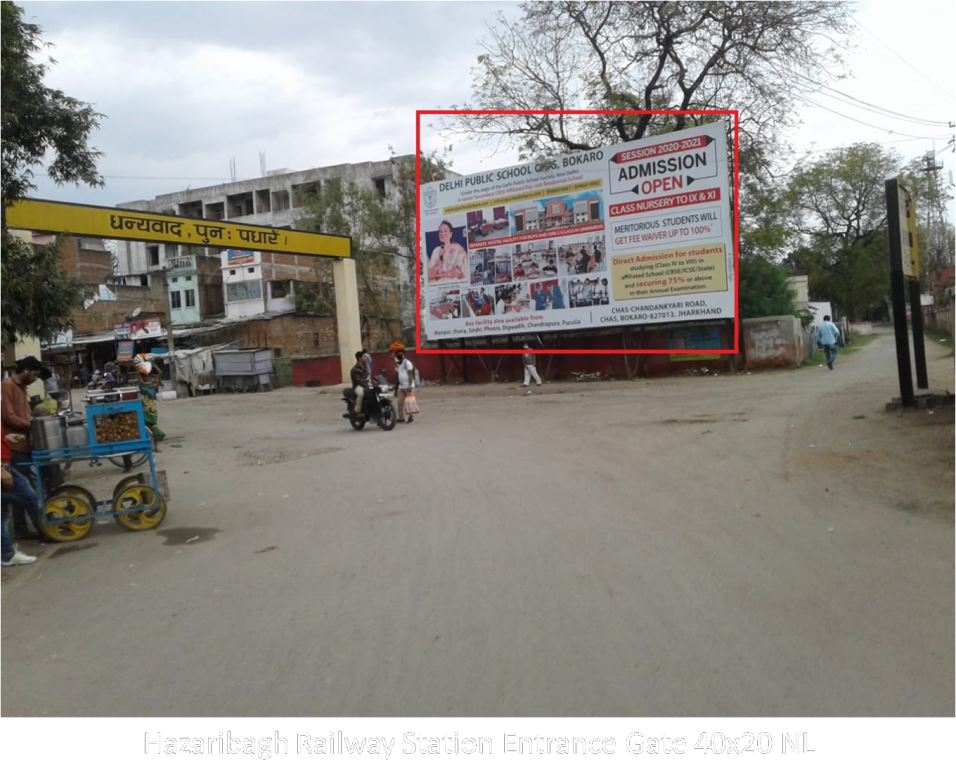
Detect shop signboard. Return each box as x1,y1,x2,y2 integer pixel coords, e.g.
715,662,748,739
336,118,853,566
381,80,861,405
225,249,258,267
114,318,163,340
419,122,734,341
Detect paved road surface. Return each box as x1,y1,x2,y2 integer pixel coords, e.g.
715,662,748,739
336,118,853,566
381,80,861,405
2,331,953,716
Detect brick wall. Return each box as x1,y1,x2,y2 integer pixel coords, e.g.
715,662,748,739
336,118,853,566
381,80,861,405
261,252,329,283
59,237,114,284
241,314,338,357
72,284,169,335
291,357,344,387
185,314,338,359
257,251,405,354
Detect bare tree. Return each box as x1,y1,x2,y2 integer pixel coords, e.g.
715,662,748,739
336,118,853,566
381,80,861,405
455,1,852,164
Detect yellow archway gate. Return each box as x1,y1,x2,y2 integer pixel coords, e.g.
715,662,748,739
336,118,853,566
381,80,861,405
6,198,363,382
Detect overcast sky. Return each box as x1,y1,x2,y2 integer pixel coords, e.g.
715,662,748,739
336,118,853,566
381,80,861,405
16,0,956,214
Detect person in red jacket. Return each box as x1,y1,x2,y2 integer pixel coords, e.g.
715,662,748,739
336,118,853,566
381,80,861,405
2,425,39,566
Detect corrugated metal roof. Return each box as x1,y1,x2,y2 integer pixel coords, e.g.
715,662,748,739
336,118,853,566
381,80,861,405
47,310,301,349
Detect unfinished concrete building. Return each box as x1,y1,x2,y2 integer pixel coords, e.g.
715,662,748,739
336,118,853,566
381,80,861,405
113,157,416,342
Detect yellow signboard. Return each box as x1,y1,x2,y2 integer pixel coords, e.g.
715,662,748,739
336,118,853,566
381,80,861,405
898,184,920,279
5,198,351,259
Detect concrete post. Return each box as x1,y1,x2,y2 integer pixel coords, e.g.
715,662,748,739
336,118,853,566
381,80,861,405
332,257,363,384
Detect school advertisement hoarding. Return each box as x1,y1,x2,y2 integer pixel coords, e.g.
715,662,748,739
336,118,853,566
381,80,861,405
419,122,734,342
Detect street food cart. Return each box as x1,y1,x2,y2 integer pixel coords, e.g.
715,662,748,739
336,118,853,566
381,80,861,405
30,391,167,542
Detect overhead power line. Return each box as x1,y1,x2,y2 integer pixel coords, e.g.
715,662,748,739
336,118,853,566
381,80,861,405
790,72,953,128
794,94,952,141
795,138,949,158
815,85,953,128
880,135,954,145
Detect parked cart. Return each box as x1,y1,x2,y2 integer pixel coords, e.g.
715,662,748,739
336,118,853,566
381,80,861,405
30,398,167,542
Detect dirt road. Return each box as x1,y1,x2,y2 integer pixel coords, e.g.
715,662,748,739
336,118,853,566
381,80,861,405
2,330,953,716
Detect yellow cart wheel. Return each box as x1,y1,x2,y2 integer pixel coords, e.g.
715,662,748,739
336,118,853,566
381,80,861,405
48,483,97,513
41,488,95,542
113,484,166,531
111,473,144,501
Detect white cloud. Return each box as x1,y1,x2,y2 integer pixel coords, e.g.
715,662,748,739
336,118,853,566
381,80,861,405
21,0,513,205
16,0,954,214
46,27,369,165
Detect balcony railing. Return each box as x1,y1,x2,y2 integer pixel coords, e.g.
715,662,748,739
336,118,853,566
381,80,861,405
166,254,196,273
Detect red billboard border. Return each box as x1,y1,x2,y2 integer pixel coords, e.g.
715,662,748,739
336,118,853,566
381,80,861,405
415,109,740,356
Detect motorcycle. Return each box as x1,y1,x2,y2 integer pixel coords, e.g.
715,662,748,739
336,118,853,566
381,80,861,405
342,382,397,431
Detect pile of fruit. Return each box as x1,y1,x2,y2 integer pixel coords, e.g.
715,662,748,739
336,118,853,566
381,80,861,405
93,412,142,443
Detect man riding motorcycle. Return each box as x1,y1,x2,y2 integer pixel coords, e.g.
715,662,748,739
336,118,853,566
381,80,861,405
341,354,397,432
346,350,370,417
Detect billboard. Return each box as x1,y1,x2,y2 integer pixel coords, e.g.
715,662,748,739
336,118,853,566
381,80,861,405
114,318,163,340
419,122,734,342
225,249,258,266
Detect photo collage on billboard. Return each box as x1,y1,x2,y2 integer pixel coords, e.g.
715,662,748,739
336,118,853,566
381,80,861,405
422,189,607,328
427,285,462,321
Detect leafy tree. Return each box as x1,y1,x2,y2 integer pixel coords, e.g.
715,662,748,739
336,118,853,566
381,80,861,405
457,1,851,163
784,143,899,320
737,255,795,319
731,150,799,319
387,148,452,341
740,169,789,263
1,1,104,344
295,176,394,343
1,239,84,344
296,150,451,348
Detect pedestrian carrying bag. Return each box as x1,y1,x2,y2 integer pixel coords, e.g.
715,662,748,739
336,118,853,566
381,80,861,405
404,392,420,415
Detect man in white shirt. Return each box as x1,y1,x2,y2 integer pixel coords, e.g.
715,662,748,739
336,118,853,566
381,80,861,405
393,347,417,423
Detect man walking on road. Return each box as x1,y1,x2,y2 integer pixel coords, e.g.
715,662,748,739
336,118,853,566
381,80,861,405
816,315,842,370
521,343,543,390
